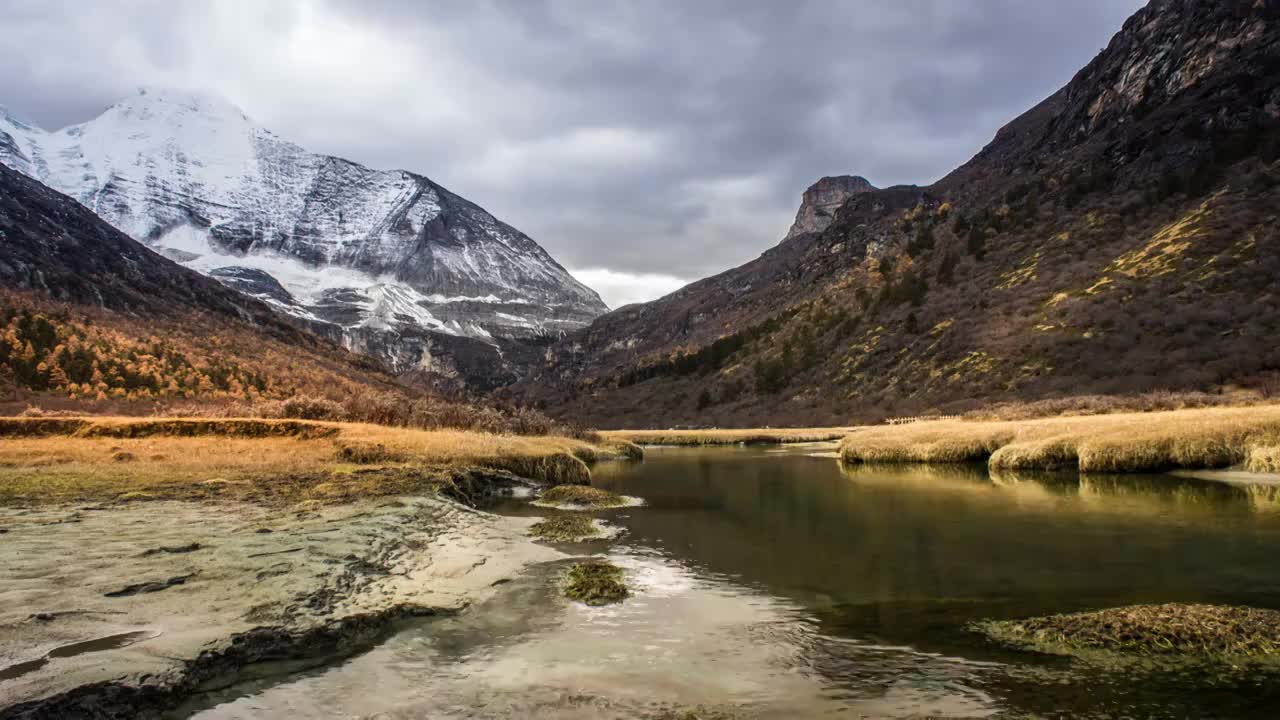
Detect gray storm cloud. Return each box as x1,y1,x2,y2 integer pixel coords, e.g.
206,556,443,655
0,0,1143,305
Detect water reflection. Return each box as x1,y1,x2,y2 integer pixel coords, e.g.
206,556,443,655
593,448,1280,619
190,551,1005,719
185,445,1280,719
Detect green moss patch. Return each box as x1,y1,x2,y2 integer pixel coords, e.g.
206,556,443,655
972,603,1280,659
539,485,627,508
529,514,600,542
564,561,629,606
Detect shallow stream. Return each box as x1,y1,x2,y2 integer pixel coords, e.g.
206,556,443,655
186,444,1280,718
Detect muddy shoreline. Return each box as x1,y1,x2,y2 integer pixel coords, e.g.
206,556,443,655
0,488,564,719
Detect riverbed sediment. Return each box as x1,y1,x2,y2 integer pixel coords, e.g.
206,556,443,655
0,495,563,718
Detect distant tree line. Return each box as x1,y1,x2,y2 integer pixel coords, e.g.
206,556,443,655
0,297,269,401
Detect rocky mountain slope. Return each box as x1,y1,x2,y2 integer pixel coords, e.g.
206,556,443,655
0,88,606,387
511,0,1280,427
784,175,876,240
0,160,414,404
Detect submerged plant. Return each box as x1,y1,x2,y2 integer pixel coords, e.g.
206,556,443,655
564,560,629,606
972,603,1280,660
529,514,600,542
539,485,627,508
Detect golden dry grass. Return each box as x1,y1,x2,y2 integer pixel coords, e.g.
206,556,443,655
1249,445,1280,473
0,417,621,505
603,427,848,446
840,405,1280,473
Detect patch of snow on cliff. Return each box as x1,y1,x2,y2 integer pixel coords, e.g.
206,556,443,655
0,88,609,353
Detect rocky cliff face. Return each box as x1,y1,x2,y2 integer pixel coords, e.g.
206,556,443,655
784,175,876,240
0,89,606,385
511,0,1280,427
0,161,272,322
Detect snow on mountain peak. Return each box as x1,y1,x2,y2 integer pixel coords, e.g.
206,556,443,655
0,88,607,376
110,86,254,126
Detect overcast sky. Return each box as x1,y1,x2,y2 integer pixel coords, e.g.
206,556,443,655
0,0,1143,307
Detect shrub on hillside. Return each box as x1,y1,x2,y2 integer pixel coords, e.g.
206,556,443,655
161,391,579,438
964,391,1247,421
271,396,346,421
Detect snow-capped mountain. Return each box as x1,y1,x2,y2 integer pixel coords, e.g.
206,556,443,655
0,88,606,380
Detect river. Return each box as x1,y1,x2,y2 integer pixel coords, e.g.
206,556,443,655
185,444,1280,718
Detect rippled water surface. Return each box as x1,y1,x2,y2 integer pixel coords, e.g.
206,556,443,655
187,445,1280,718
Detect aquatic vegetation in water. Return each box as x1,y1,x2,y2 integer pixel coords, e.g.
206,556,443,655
564,561,629,605
971,603,1280,660
538,485,628,508
529,514,601,542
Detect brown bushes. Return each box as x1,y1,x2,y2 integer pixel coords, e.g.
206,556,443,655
0,417,337,440
80,419,337,440
162,391,582,438
0,418,91,437
259,396,346,421
334,442,408,465
605,428,848,446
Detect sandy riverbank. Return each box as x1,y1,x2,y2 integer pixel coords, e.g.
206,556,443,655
0,418,636,718
1,497,562,718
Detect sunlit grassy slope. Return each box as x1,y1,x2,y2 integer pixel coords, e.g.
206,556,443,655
840,405,1280,473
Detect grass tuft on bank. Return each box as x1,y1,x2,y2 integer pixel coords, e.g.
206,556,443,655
605,428,848,447
840,405,1280,473
538,485,627,508
564,560,629,606
972,604,1280,660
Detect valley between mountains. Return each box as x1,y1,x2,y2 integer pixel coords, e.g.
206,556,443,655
3,0,1278,425
4,2,1280,717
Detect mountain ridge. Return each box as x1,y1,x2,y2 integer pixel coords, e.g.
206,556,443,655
509,0,1280,427
0,87,606,389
